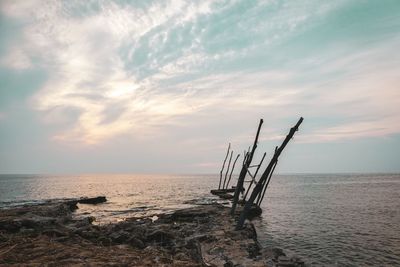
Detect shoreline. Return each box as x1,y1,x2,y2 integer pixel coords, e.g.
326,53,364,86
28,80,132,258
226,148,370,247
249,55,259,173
0,197,304,266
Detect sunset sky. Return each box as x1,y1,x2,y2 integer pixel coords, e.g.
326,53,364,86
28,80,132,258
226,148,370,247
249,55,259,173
0,0,399,174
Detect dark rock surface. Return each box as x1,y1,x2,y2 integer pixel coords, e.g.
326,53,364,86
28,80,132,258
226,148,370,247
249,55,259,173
0,197,305,266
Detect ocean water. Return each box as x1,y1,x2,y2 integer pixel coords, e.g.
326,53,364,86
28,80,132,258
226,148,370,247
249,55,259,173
0,173,399,266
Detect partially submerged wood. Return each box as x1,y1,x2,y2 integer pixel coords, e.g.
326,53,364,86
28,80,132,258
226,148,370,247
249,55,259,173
236,117,304,230
231,119,264,216
243,152,267,202
210,188,236,195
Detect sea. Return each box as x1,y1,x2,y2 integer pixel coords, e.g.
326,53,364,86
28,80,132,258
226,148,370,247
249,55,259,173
0,173,399,266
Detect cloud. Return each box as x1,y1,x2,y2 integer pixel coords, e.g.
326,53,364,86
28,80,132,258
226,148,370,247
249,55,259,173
1,48,32,70
1,0,399,146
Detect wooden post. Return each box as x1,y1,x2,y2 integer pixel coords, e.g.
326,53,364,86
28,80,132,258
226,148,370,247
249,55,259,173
226,154,240,189
256,154,277,206
243,152,266,202
231,119,264,216
222,151,233,189
219,143,231,189
236,117,303,229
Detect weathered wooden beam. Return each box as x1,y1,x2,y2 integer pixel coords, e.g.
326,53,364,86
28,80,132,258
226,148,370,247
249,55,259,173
222,151,233,189
243,152,266,202
218,143,231,189
225,153,240,189
256,154,277,206
231,119,264,216
236,117,303,229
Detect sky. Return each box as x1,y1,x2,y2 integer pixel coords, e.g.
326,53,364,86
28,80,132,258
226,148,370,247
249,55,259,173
0,0,399,174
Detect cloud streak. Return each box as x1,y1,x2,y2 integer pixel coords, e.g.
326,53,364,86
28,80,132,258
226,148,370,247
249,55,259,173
1,0,399,146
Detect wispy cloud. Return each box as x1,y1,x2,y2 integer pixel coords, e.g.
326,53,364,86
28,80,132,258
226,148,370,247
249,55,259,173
1,0,399,146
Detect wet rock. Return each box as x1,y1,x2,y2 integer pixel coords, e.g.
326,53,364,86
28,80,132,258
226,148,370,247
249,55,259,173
98,236,111,246
246,205,262,219
224,260,234,267
78,196,107,205
110,230,131,243
128,237,145,249
66,201,79,211
0,220,22,233
42,228,67,237
170,209,209,222
79,230,97,240
277,256,296,267
209,246,224,255
0,233,8,242
272,247,286,260
247,243,261,258
146,229,174,246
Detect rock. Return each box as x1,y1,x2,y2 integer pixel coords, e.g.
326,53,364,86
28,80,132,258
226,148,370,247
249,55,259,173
98,236,111,246
246,205,262,219
128,237,145,249
224,260,234,267
174,252,190,261
0,220,22,233
272,247,286,260
66,201,79,211
78,196,107,205
79,230,97,240
110,230,131,243
146,229,174,246
0,233,8,242
247,243,261,258
209,246,224,255
42,229,67,237
277,255,299,267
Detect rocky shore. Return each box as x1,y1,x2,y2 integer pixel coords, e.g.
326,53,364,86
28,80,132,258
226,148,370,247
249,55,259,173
0,197,304,266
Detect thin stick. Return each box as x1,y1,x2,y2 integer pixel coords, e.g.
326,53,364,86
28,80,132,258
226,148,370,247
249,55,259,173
243,152,266,201
226,154,240,189
257,159,278,206
218,143,231,189
222,151,233,189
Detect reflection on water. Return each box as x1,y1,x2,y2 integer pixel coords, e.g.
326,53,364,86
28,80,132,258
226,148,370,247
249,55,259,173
1,173,399,266
0,174,218,221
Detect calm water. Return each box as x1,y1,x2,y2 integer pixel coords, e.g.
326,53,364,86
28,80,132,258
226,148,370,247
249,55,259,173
0,173,399,266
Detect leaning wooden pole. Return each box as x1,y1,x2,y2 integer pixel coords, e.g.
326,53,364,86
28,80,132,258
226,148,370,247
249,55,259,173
243,152,267,201
222,151,233,189
236,117,303,229
226,154,240,189
218,143,231,189
256,154,278,206
231,119,264,216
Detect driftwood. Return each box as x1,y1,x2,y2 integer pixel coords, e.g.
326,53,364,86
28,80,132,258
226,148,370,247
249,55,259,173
218,143,231,189
225,154,240,190
222,151,233,189
231,119,263,216
236,117,303,229
210,188,236,195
